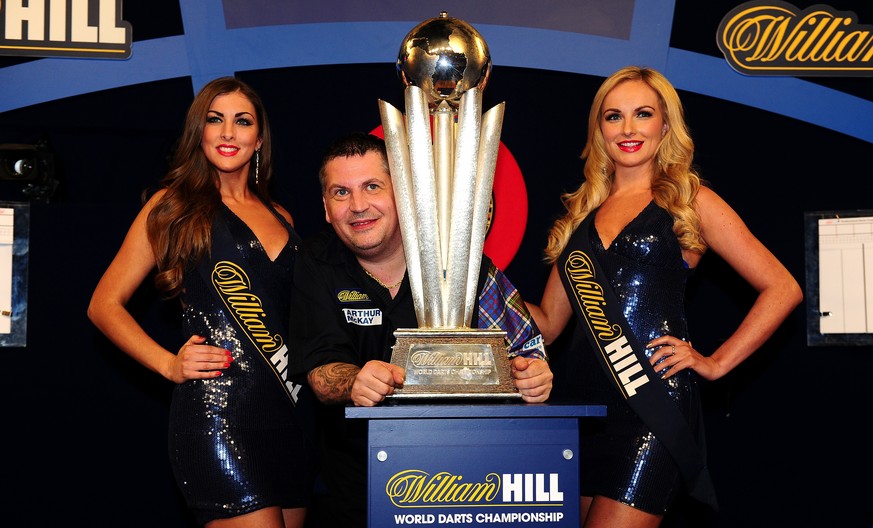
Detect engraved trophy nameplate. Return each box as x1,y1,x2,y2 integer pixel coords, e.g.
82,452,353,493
380,12,519,399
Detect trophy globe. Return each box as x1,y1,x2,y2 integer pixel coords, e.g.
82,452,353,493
397,11,492,110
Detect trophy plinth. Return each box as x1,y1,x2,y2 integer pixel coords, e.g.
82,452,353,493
381,12,513,401
389,329,520,400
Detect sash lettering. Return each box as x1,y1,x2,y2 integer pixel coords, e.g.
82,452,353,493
211,260,303,404
564,250,650,398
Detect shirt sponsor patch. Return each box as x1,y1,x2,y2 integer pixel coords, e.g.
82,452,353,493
343,308,382,326
521,334,546,358
336,288,371,303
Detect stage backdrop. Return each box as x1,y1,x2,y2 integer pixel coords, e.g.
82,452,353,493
0,1,871,527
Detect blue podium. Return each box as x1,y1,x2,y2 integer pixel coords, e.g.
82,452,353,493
347,403,606,528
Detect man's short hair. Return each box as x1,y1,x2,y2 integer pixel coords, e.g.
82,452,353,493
318,132,389,193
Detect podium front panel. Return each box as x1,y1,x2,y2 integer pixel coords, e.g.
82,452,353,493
364,414,582,527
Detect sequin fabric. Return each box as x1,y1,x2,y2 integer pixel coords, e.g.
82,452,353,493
170,204,316,524
569,201,703,514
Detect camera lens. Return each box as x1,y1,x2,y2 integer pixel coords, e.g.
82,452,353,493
11,158,34,178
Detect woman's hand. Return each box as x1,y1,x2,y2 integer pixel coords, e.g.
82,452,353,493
647,336,721,381
168,335,233,383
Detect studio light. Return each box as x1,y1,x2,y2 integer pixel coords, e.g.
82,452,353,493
1,144,42,181
0,142,58,201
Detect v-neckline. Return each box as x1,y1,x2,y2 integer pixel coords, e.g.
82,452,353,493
221,202,290,263
594,200,655,251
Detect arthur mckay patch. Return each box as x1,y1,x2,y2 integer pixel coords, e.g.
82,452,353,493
343,308,383,326
335,287,382,326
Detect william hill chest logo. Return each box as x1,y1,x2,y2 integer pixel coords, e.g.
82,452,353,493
718,1,873,76
0,0,132,59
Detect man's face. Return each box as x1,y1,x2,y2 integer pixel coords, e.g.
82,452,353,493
322,151,402,260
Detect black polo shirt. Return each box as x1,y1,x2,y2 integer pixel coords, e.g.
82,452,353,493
288,226,494,376
287,226,537,526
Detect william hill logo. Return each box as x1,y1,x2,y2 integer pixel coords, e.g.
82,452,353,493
0,0,132,59
718,1,873,76
386,470,563,507
337,289,370,303
385,470,566,523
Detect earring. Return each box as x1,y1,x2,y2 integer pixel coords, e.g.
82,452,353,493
254,149,260,185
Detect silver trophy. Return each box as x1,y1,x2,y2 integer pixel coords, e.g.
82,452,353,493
380,12,519,399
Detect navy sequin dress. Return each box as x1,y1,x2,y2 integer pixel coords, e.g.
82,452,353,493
169,203,317,524
565,201,704,514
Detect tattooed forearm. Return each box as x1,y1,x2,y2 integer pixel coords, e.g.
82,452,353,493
308,362,360,404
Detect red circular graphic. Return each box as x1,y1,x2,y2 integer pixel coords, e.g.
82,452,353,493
370,125,527,270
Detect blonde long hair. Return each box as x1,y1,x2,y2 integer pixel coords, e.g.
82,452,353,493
146,77,274,297
544,66,705,263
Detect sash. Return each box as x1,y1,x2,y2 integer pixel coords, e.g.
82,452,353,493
559,215,718,509
196,211,303,407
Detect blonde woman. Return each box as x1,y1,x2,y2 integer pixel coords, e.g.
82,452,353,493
526,66,801,527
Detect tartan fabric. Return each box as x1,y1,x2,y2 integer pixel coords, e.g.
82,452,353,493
477,264,547,360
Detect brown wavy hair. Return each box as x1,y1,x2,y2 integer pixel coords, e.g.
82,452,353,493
146,76,274,297
544,66,706,263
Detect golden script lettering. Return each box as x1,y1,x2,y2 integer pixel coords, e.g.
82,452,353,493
717,1,873,75
385,470,500,507
212,261,283,353
563,251,622,341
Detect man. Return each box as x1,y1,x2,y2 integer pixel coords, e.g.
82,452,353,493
288,132,552,527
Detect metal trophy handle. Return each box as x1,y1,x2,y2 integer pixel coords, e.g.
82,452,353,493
379,12,518,399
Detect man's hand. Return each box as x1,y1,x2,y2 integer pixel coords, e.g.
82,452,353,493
351,360,406,407
510,356,553,403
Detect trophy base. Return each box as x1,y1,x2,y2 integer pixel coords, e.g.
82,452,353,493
386,328,522,400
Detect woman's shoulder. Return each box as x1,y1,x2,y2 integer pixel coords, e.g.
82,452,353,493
694,185,751,245
270,201,294,226
693,185,734,215
125,188,168,225
142,187,168,208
